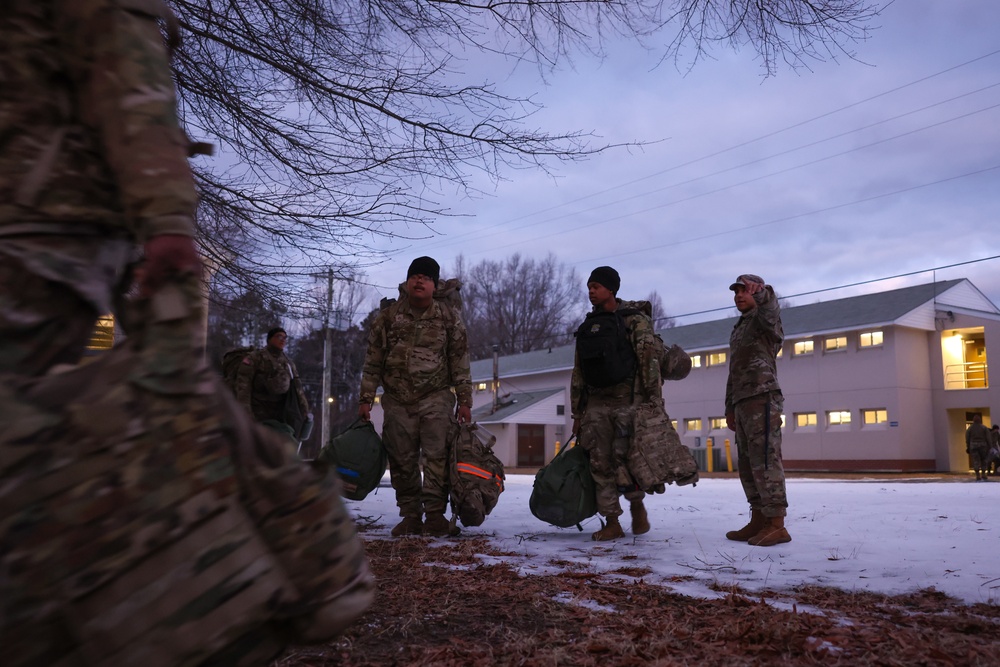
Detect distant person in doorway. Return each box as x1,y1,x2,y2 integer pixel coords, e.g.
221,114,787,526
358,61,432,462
965,414,991,481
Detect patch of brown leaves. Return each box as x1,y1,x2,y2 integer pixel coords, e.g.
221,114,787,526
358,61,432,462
275,533,999,666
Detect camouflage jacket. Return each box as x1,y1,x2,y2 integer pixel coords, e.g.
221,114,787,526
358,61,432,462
726,286,783,412
571,299,662,419
0,0,197,242
359,295,472,407
966,422,991,450
235,348,310,424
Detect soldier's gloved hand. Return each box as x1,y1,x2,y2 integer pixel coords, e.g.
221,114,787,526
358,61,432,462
359,403,372,422
726,411,736,432
456,404,472,424
141,234,202,296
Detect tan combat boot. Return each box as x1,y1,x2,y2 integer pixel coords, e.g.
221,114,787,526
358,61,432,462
630,500,650,535
747,516,791,547
391,515,423,537
726,509,765,542
423,513,459,537
591,515,625,541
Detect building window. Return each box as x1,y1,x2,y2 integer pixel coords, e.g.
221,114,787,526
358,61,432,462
794,412,817,429
827,410,851,426
670,419,678,430
684,418,703,432
860,330,884,348
86,314,116,351
862,408,888,425
776,347,783,358
709,417,726,430
690,355,702,368
476,382,488,392
793,340,814,356
556,404,565,416
707,352,727,367
824,336,847,352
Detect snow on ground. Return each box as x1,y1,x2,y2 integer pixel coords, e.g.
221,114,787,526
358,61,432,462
348,474,1000,605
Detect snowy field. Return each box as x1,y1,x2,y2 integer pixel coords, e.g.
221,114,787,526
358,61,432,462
348,474,1000,606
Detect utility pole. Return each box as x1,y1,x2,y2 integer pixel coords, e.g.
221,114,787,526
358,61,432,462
320,268,334,450
491,344,499,414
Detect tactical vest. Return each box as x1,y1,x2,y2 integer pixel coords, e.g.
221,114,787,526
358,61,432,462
575,309,637,388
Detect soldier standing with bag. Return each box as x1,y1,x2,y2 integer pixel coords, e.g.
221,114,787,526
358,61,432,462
358,256,473,537
571,266,661,541
236,326,313,442
725,274,791,546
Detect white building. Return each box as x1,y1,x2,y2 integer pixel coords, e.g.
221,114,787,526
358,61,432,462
467,278,1000,473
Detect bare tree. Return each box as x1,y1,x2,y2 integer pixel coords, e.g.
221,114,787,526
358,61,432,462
170,0,881,299
643,290,677,329
456,253,587,359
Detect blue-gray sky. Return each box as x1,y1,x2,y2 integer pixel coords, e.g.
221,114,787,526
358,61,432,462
362,0,1000,323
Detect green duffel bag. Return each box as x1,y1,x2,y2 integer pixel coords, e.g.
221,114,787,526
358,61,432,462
319,419,388,501
529,437,598,530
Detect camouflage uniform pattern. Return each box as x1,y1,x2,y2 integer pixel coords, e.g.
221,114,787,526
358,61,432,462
572,300,662,518
359,290,472,517
0,0,198,374
235,347,310,424
0,282,374,666
726,285,787,518
966,422,991,471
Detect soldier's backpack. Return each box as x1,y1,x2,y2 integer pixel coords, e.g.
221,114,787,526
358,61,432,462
448,422,505,528
0,283,374,666
529,438,598,530
221,345,256,394
318,419,388,501
575,310,637,388
628,401,700,492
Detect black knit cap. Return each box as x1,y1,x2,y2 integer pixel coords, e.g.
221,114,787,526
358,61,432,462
587,266,620,294
407,256,440,284
266,327,286,343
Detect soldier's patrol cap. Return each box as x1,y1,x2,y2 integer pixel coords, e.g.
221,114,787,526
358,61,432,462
729,274,764,291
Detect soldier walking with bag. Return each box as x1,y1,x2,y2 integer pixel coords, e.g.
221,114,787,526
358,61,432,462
725,274,791,546
571,266,661,541
358,256,473,537
235,326,313,442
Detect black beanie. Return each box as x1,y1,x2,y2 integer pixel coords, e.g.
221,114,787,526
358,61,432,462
266,327,286,343
407,256,440,284
588,266,620,294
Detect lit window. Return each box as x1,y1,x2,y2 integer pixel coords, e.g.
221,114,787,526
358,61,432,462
862,408,888,425
827,410,851,426
793,340,814,356
709,417,726,430
824,336,847,352
776,347,783,358
476,382,488,392
795,412,817,428
373,395,381,405
684,418,702,432
670,419,678,430
706,352,727,367
86,314,116,351
780,414,786,428
860,330,883,348
690,355,702,368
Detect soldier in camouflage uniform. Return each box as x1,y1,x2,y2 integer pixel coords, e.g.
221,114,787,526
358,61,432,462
235,327,311,439
571,266,661,541
359,256,473,537
0,2,374,663
965,414,991,481
725,274,790,546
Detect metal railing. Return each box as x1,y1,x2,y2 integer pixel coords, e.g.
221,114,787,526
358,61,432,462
944,362,988,389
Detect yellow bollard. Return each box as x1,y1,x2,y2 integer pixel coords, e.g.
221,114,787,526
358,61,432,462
554,440,561,456
724,438,733,472
706,436,714,473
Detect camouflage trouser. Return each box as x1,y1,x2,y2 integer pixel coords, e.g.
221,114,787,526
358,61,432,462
579,395,644,518
381,388,455,517
733,392,788,518
0,233,130,376
968,445,989,472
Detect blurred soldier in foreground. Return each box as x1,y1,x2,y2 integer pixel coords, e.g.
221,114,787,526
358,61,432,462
725,274,790,546
0,1,373,663
358,256,473,537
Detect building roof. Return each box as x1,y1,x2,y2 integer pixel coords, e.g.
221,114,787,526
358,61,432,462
472,278,993,381
471,388,563,424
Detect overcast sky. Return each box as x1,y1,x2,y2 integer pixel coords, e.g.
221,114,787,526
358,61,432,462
359,0,1000,325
